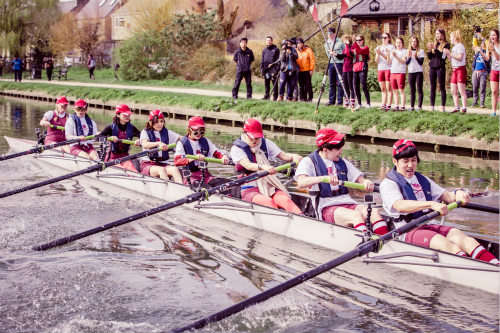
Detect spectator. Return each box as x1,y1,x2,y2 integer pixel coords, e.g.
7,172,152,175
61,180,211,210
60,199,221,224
289,38,300,101
427,29,450,112
0,56,3,76
12,55,22,82
87,54,96,80
296,37,315,102
447,30,467,113
260,36,280,101
114,63,120,80
45,57,54,81
407,36,425,111
278,40,299,101
324,27,345,106
341,35,356,108
485,29,500,116
352,34,370,110
375,33,394,111
472,33,489,108
390,37,408,111
232,37,255,100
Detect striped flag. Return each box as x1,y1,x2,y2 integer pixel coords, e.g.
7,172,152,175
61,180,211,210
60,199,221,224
340,0,350,16
311,2,319,22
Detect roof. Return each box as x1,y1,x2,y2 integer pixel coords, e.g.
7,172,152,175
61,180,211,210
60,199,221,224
76,0,123,19
58,0,77,14
344,0,458,17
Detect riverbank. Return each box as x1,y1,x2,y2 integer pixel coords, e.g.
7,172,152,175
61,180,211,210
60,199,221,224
0,81,498,154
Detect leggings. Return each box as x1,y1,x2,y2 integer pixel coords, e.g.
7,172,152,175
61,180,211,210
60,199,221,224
429,67,446,107
342,71,355,100
353,70,370,105
242,188,302,214
408,72,423,108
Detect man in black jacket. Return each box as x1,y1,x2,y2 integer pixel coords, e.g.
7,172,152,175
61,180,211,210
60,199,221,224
232,37,255,100
261,36,280,101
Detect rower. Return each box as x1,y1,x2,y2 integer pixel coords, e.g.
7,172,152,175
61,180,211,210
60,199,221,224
39,96,70,153
379,139,499,264
174,116,230,187
230,118,302,214
65,99,99,160
139,109,182,183
99,104,141,172
295,128,388,235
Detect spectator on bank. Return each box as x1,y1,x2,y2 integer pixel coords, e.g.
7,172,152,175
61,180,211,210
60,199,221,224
447,30,467,113
0,56,4,76
114,63,120,80
427,29,450,112
390,37,409,111
87,54,96,80
472,35,489,108
12,55,22,82
296,38,315,102
45,57,54,81
407,36,425,111
485,29,500,116
341,35,356,108
325,27,345,106
352,34,370,110
375,33,394,111
260,36,280,101
288,38,300,102
278,40,299,101
232,37,255,100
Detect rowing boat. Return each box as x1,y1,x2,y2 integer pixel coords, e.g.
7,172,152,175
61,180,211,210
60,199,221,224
3,136,499,294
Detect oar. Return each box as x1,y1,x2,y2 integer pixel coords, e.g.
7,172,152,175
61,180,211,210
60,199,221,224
0,148,163,199
32,162,295,251
49,125,65,131
185,154,232,165
462,202,499,214
0,134,98,161
171,202,460,333
320,178,380,192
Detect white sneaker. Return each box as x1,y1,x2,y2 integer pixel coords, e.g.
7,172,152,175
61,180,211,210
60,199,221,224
354,104,361,111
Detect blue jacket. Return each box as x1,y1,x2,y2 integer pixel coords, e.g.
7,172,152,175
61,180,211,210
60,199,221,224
309,151,348,197
146,128,169,161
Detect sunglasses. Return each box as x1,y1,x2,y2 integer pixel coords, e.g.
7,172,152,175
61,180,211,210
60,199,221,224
356,39,363,42
191,128,205,136
382,36,388,39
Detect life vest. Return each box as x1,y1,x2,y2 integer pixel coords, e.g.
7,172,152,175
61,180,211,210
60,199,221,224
309,151,349,197
385,167,432,220
146,127,169,161
111,122,135,154
180,136,209,172
232,138,269,175
72,113,94,137
45,111,66,143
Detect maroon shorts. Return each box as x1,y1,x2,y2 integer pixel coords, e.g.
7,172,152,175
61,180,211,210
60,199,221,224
490,70,500,82
450,66,467,84
182,170,214,185
405,224,453,248
321,204,358,224
106,152,138,172
70,144,95,156
241,187,260,202
390,73,406,90
140,160,168,176
378,69,391,82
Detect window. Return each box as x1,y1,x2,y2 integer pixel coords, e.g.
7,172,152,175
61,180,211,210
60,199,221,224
119,18,125,27
399,17,409,36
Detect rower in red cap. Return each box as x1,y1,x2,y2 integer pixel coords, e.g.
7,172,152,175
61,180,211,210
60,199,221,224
99,104,141,171
139,109,182,182
379,139,499,264
174,116,230,186
39,96,70,153
65,98,99,160
295,128,388,235
230,118,303,213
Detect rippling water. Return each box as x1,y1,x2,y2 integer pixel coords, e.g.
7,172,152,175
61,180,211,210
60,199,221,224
0,97,498,332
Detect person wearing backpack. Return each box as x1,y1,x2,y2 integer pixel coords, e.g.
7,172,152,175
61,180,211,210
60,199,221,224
472,38,490,108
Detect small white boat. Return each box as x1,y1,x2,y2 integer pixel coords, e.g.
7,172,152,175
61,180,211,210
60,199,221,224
3,136,499,295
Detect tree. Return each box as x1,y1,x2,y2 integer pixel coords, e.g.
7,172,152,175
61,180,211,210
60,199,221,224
78,21,100,60
49,13,79,59
130,0,177,34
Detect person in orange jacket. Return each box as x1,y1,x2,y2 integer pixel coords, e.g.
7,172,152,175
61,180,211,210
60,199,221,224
296,38,316,102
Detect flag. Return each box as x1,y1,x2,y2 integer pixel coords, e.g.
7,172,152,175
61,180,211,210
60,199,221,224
340,0,350,17
311,2,319,22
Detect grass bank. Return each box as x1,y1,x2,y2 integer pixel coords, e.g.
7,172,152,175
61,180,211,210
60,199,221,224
0,81,497,143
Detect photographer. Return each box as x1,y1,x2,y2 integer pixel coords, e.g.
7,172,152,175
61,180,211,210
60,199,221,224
472,26,489,108
260,36,280,101
278,40,299,101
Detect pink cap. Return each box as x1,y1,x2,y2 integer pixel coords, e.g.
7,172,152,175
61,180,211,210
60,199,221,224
243,118,263,139
392,139,416,156
74,99,87,108
56,96,69,105
315,128,345,147
149,109,164,120
116,104,131,115
188,116,205,129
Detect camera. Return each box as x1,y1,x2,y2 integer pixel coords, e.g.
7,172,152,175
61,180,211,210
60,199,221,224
474,26,481,33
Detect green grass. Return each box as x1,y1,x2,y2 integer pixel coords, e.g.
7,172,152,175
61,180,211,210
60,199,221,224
0,81,497,143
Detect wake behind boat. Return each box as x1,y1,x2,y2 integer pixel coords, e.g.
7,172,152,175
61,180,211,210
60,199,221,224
3,136,499,295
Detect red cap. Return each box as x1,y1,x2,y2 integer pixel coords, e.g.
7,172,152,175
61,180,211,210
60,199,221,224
149,109,164,120
74,99,87,108
116,104,131,115
56,96,69,105
392,139,416,156
315,128,345,147
188,116,205,129
243,118,263,139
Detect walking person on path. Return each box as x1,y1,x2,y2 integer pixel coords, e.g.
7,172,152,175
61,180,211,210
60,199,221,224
485,29,500,116
12,55,23,82
260,36,280,101
232,37,254,101
447,30,468,113
390,37,409,111
427,29,450,112
0,56,4,77
375,33,394,111
45,57,54,81
472,33,489,109
278,40,299,101
341,35,356,108
351,34,370,110
407,36,425,111
324,27,345,106
87,54,96,80
296,38,316,102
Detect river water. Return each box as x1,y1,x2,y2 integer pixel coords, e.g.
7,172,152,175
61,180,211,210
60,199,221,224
0,97,498,333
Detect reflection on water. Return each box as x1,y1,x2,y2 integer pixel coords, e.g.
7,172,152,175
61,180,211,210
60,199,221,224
0,96,498,333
